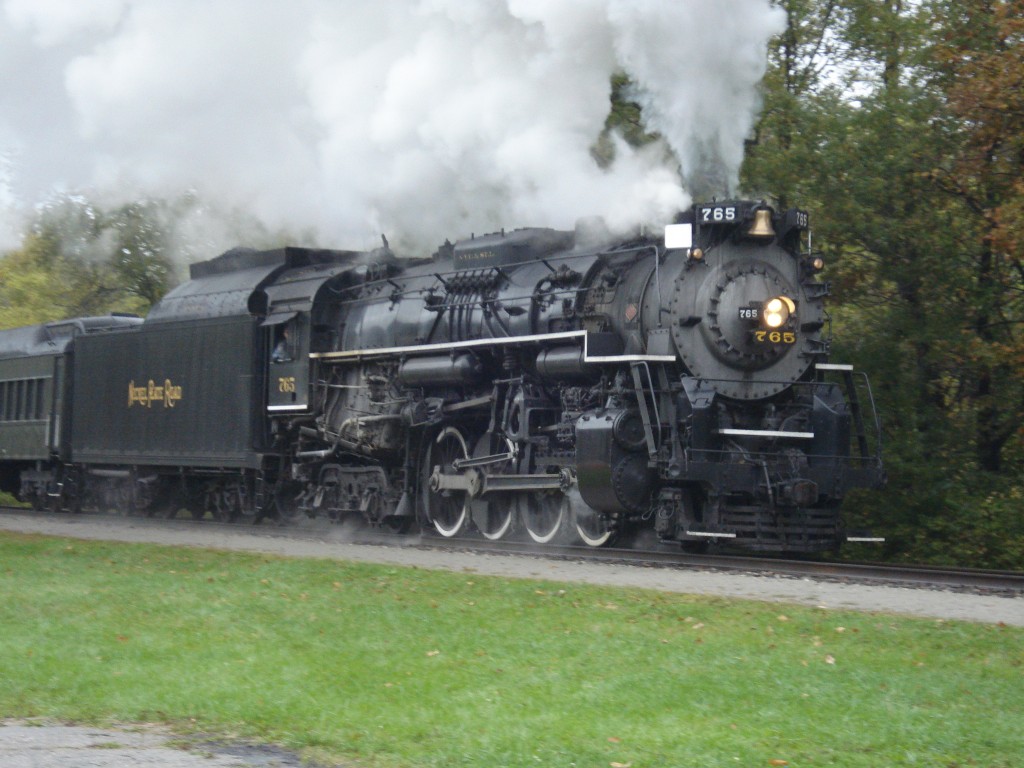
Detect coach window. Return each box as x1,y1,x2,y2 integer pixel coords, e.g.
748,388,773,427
35,379,46,419
24,379,34,421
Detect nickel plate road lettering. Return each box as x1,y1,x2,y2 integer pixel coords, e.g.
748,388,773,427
128,379,183,408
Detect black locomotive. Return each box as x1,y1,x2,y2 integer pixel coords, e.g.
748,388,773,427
0,200,883,552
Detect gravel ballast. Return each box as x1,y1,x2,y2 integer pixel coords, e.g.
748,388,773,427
2,511,1021,626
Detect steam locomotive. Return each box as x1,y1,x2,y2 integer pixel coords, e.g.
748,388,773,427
0,200,883,552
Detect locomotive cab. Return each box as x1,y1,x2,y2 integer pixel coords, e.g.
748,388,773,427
265,313,308,412
254,247,382,416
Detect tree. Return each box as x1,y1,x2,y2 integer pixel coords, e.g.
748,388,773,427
0,194,179,327
743,0,1024,565
931,0,1024,474
592,73,662,168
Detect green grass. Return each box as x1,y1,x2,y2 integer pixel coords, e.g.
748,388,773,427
0,531,1021,767
0,490,27,507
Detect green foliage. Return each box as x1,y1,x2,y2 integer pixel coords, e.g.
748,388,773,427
2,534,1022,767
0,190,313,329
106,199,177,306
912,475,1024,569
0,194,178,326
592,72,664,168
0,490,25,507
743,0,1024,566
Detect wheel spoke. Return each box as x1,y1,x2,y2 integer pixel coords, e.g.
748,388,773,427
470,432,515,540
477,495,514,540
573,505,615,547
424,427,470,537
520,492,565,544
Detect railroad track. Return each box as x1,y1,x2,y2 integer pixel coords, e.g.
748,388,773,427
3,506,1023,596
419,536,1024,595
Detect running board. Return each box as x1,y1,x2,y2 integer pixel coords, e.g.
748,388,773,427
717,428,814,439
684,530,738,539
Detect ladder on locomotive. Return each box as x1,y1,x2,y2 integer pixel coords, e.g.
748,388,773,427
818,363,871,461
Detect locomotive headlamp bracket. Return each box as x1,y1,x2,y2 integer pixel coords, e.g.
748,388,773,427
665,223,706,262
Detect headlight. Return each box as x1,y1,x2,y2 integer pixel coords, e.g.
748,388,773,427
763,296,795,328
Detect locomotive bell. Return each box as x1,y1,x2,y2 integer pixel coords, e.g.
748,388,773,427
747,209,775,239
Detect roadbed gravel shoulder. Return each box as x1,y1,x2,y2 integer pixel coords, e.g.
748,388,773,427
0,720,312,768
2,511,1022,626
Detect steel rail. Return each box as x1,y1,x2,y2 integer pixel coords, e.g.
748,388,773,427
415,535,1024,593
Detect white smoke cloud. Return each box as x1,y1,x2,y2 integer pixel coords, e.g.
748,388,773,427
0,0,783,255
0,151,18,249
5,0,127,46
608,0,785,194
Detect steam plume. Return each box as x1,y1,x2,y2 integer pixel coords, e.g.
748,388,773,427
0,0,783,253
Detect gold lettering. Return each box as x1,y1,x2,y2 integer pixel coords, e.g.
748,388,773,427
127,378,183,409
128,380,150,407
752,331,797,345
164,379,182,407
